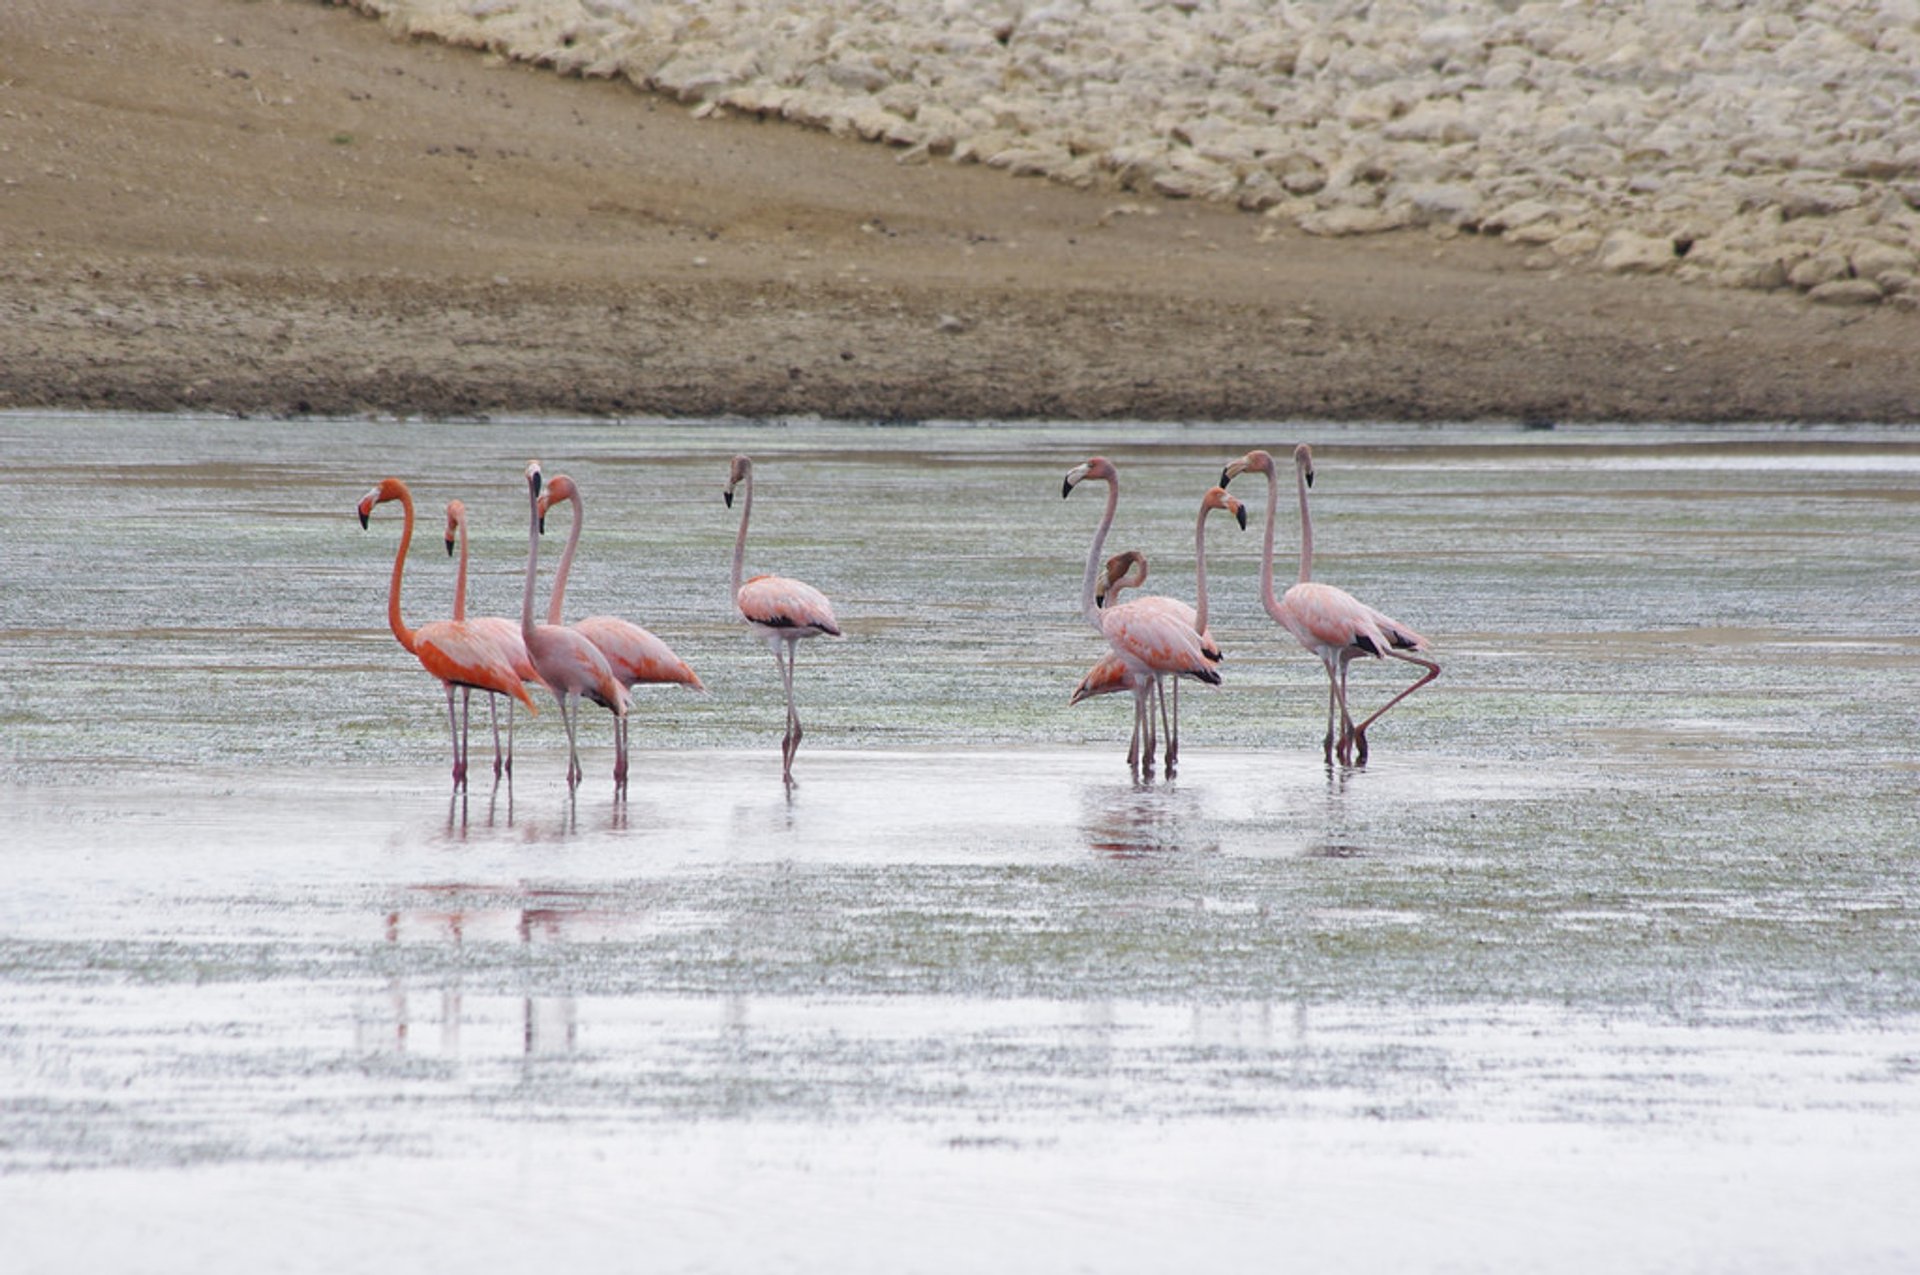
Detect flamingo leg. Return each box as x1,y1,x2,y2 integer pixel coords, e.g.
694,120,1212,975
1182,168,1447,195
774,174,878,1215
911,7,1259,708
613,709,629,789
558,691,582,788
1154,676,1173,773
1350,652,1441,764
771,640,801,780
504,698,515,776
444,684,466,787
1166,678,1180,772
1320,661,1341,764
1335,656,1360,766
487,693,504,778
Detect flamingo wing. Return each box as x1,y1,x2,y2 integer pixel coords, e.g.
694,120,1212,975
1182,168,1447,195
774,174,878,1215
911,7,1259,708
1070,653,1137,704
415,620,538,709
528,624,630,713
1101,596,1220,683
470,615,543,685
738,574,841,636
575,616,705,690
1283,582,1397,658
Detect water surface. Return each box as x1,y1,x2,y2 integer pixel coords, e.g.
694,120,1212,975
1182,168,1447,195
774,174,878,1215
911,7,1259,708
3,416,1918,1271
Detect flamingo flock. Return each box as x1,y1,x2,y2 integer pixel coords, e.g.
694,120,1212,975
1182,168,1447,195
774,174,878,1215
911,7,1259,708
356,446,1436,789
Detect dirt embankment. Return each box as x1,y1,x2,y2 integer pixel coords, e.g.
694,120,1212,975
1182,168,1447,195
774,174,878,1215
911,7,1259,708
2,0,1915,422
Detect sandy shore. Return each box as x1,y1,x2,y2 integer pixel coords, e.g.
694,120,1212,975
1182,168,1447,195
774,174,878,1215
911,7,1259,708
3,0,1917,423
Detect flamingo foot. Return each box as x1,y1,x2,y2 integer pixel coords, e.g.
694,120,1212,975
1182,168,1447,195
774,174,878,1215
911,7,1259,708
1353,728,1370,766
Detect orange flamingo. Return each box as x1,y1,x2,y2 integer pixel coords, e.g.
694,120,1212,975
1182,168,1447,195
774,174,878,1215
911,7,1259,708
444,499,542,778
519,461,629,789
1063,457,1220,776
357,478,537,787
535,472,704,784
1221,444,1439,765
724,454,841,784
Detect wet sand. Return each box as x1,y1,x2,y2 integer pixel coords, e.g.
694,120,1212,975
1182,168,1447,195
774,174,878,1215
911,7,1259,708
4,0,1920,423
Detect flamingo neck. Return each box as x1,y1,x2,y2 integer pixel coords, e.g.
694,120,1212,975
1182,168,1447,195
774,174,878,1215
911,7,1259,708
1080,477,1118,630
547,491,583,626
386,485,418,653
731,472,752,600
1193,502,1212,635
1258,465,1285,623
1296,463,1314,584
451,515,469,622
521,484,541,641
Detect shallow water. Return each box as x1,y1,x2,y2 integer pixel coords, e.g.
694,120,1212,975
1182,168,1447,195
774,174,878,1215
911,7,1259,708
3,416,1919,1271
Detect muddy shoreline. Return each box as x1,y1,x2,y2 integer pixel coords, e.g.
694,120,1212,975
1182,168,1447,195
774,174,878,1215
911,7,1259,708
4,0,1917,423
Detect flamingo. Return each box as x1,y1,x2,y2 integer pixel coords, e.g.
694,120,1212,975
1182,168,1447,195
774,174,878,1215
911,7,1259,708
357,477,537,787
444,499,542,778
519,461,629,789
724,454,841,784
1063,457,1220,776
1070,551,1151,757
1221,444,1439,765
536,472,704,784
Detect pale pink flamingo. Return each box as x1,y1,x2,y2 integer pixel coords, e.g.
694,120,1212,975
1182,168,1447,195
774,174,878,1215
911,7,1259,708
1063,457,1220,776
1071,551,1151,760
357,478,537,787
1221,444,1438,765
724,454,842,784
520,461,629,789
536,472,704,784
444,499,542,778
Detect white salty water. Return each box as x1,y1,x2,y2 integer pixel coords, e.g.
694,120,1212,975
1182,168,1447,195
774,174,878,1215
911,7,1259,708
2,416,1919,1271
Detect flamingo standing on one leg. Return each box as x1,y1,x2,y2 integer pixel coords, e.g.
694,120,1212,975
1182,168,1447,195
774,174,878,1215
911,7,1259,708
519,461,629,789
1221,444,1438,765
1063,457,1220,777
535,472,704,787
724,454,841,785
445,499,542,778
357,478,537,787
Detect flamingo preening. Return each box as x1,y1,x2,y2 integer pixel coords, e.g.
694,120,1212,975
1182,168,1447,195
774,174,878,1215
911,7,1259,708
1221,444,1438,765
1063,457,1220,777
724,454,841,784
536,472,704,785
444,499,542,778
520,461,629,789
357,478,537,787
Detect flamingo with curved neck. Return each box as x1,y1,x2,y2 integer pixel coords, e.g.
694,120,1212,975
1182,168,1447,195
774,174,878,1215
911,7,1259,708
357,477,536,787
536,473,703,785
725,454,841,784
1063,458,1221,777
444,499,541,778
1221,444,1438,765
519,460,629,789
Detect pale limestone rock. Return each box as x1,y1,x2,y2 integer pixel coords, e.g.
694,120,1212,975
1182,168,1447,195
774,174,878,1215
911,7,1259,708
1787,252,1851,289
1807,278,1884,305
1599,230,1675,274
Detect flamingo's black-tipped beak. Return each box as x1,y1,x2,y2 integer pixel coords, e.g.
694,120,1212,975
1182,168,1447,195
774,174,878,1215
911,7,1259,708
529,470,542,497
723,488,734,509
1061,477,1074,498
444,536,455,557
537,512,547,535
1219,467,1233,487
1306,470,1314,488
358,510,369,530
1234,504,1248,531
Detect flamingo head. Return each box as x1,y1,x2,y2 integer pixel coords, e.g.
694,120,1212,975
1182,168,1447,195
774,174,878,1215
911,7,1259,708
1063,455,1117,499
535,474,577,535
1095,549,1148,608
356,477,407,529
443,499,466,556
724,454,753,508
1219,450,1276,487
1294,442,1315,487
1200,485,1248,530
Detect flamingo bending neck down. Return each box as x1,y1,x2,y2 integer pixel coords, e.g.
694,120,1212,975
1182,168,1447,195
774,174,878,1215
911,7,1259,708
725,454,841,785
1070,550,1151,760
1221,444,1438,765
1063,457,1220,777
536,473,704,786
520,461,629,789
445,499,542,778
357,477,536,787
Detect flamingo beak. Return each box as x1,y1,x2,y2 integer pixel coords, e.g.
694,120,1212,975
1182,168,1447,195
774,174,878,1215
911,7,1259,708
1234,503,1248,530
1305,469,1314,488
723,487,734,509
444,535,455,557
1062,464,1089,498
358,509,370,530
1219,459,1242,487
